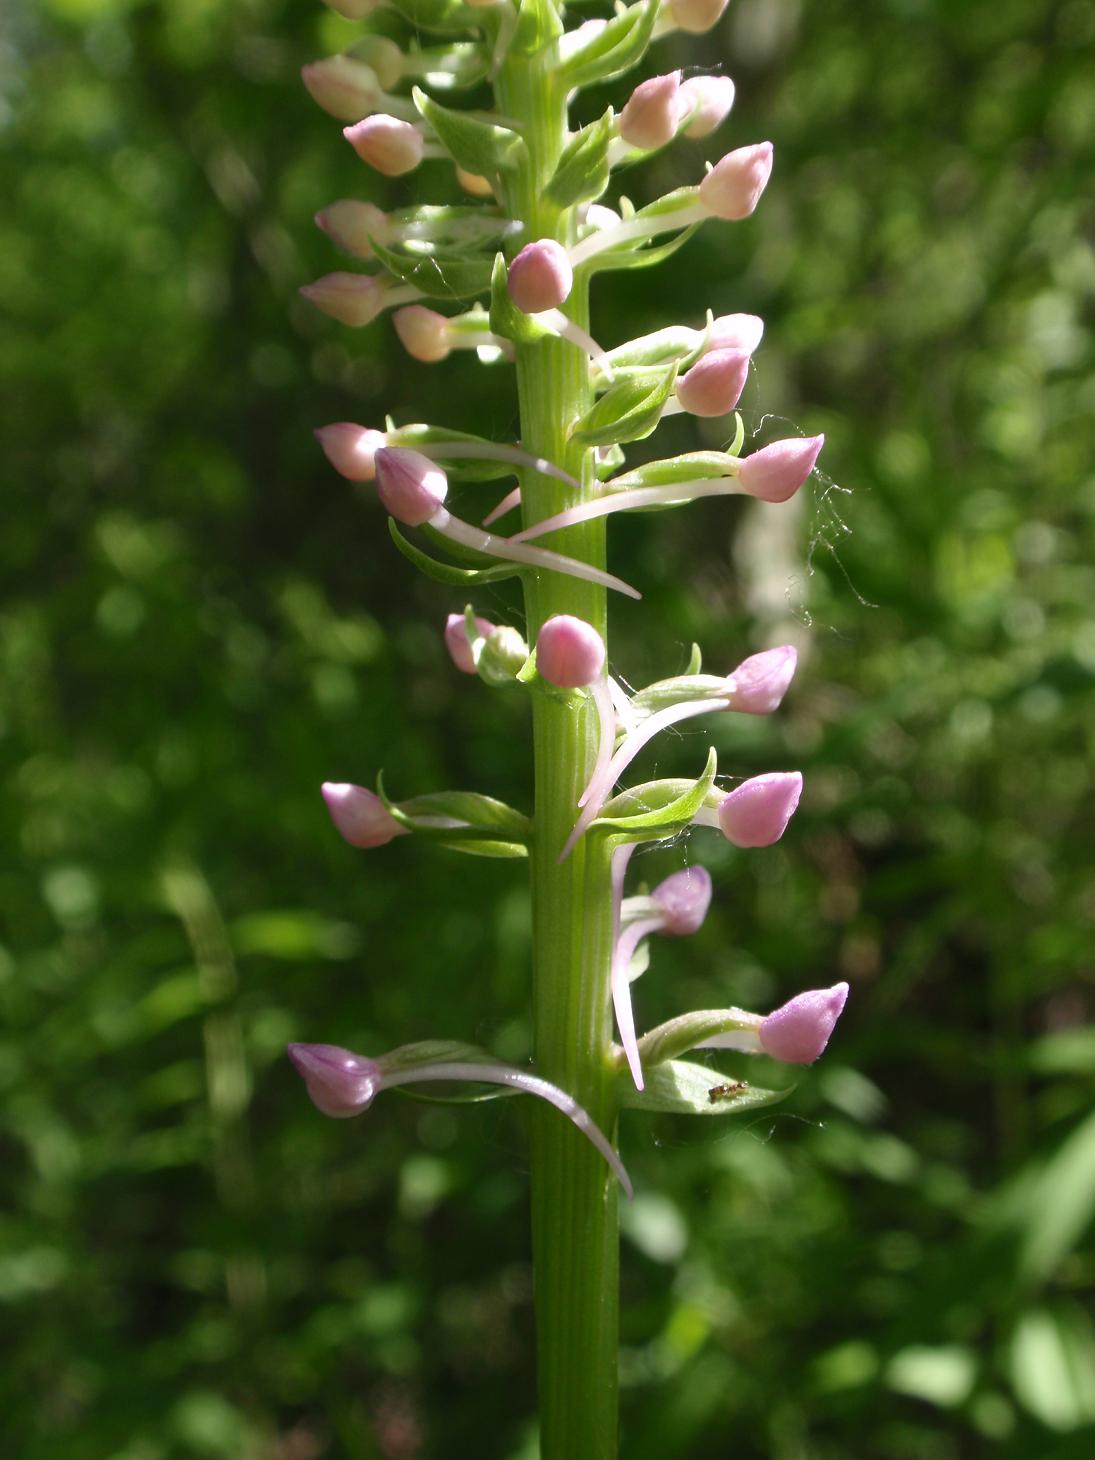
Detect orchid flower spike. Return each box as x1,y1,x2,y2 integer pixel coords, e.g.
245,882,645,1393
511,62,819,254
288,1041,633,1195
612,866,713,1089
373,448,641,599
695,982,850,1065
559,647,798,860
321,782,408,849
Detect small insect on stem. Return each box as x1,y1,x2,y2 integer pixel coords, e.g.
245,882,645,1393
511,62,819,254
707,1080,748,1104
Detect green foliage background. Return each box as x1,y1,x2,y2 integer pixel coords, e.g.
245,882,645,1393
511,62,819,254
2,0,1093,1456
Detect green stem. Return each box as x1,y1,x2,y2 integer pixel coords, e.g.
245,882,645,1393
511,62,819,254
497,41,621,1460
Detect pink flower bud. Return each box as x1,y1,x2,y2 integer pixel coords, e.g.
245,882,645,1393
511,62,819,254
314,200,391,259
374,447,448,526
393,305,452,363
699,141,774,220
738,435,824,503
288,1042,382,1117
677,74,735,138
315,423,387,482
667,0,730,33
725,645,798,715
299,272,386,328
456,167,495,198
321,781,407,849
619,71,681,151
676,347,751,417
718,771,803,848
301,56,382,122
536,615,606,688
651,865,712,936
507,239,573,315
354,36,404,92
759,982,849,1064
344,115,424,176
708,311,764,355
445,612,496,674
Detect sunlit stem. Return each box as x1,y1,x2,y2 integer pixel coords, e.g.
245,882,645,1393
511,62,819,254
380,1061,632,1195
532,309,616,381
429,509,642,599
561,698,730,860
511,477,745,544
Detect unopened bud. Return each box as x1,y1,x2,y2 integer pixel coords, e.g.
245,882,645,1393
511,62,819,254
651,865,712,936
708,311,764,355
718,771,803,848
677,74,735,138
301,56,382,122
445,612,496,674
536,615,606,688
479,626,531,686
456,167,495,198
299,272,387,327
667,0,729,33
321,781,408,848
620,71,681,151
344,115,424,176
759,983,849,1064
314,200,391,259
676,347,751,417
315,423,387,482
507,239,573,315
288,1042,382,1117
725,646,797,715
699,142,774,220
393,305,452,363
374,447,448,526
738,435,824,503
353,36,404,92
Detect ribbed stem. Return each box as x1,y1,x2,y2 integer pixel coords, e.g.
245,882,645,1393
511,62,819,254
497,40,621,1460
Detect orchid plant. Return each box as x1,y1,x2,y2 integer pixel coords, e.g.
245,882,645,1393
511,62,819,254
291,2,847,1453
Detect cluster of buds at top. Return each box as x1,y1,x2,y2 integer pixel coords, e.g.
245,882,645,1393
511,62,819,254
291,0,847,1178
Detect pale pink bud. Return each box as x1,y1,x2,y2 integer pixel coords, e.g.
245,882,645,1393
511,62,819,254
708,311,764,355
676,347,750,417
314,200,391,259
288,1042,382,1117
353,36,404,92
651,865,712,936
301,56,382,122
456,167,495,198
315,423,387,482
718,771,803,848
759,982,849,1064
507,239,573,315
619,71,681,151
393,305,452,363
725,646,797,715
668,0,729,34
299,272,386,328
374,447,448,526
699,141,774,220
536,615,606,688
445,612,496,674
738,435,824,503
344,115,424,176
321,782,407,849
677,74,735,138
